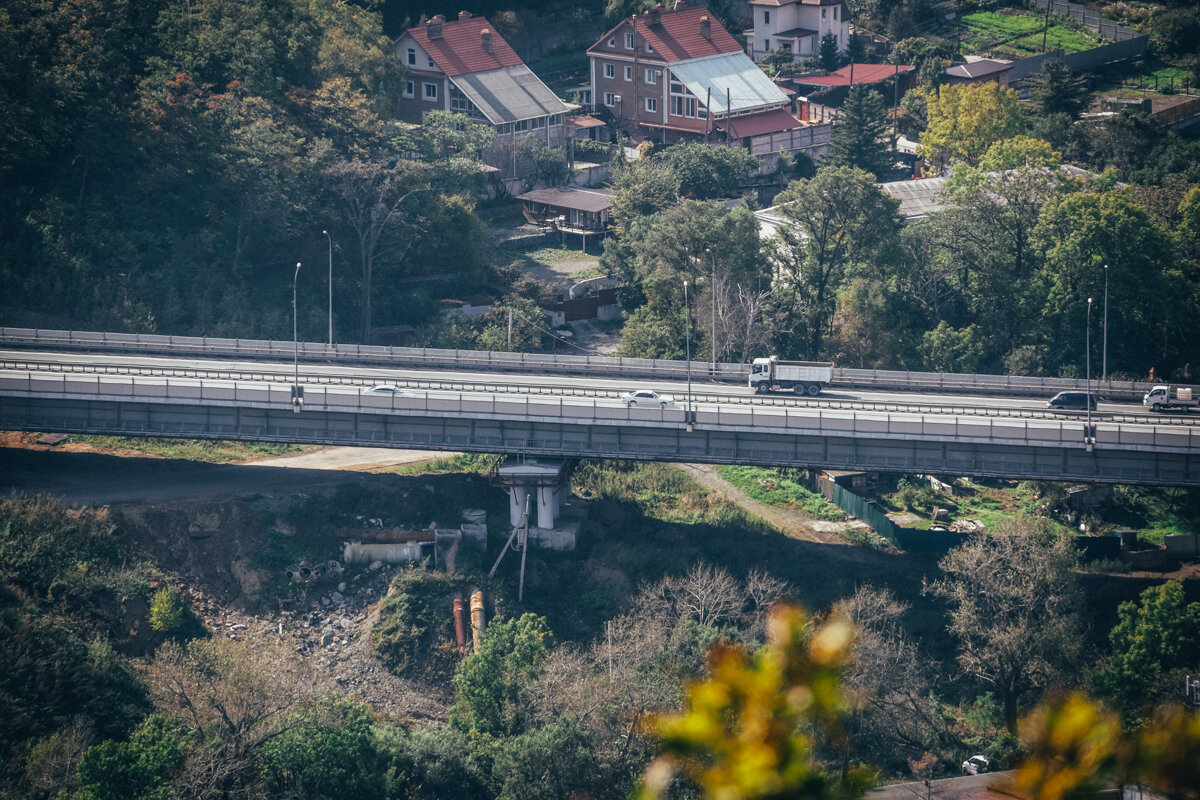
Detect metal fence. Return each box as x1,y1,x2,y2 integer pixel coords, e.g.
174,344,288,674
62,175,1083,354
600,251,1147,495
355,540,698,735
1026,0,1142,41
830,483,902,542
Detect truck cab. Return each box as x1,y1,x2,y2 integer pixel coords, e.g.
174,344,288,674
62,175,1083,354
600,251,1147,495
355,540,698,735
748,358,773,390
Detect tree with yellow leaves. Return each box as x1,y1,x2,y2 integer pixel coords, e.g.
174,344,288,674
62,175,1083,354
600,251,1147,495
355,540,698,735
918,82,1024,171
637,604,874,800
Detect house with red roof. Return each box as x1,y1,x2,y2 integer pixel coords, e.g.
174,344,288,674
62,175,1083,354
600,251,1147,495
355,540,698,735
745,0,849,65
394,12,570,147
587,4,802,148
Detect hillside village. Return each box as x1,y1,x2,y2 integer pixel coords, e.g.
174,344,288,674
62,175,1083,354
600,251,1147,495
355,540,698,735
1,0,1200,798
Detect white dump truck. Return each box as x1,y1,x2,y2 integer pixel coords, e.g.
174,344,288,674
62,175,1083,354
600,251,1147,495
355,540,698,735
748,356,834,396
1143,385,1199,412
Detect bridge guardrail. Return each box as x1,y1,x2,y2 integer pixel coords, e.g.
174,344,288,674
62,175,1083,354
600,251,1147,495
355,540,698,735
4,370,1199,455
3,327,1194,402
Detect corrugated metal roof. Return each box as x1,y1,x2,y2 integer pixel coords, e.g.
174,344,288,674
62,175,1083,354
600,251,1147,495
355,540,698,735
944,59,1012,79
877,177,948,220
517,187,613,212
451,66,570,124
669,52,791,114
716,108,804,139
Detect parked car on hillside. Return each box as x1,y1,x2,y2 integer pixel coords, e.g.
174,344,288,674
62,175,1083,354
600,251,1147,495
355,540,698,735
961,754,990,775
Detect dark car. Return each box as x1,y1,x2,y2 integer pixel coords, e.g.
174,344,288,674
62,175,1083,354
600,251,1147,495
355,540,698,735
1047,391,1097,411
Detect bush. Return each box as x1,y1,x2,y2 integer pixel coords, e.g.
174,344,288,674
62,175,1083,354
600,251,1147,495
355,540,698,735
373,568,471,680
148,587,183,634
572,138,612,162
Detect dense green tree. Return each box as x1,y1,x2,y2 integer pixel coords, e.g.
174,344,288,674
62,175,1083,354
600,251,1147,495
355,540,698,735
1033,190,1191,378
657,142,757,200
608,158,680,237
378,724,490,800
490,721,601,800
260,700,384,800
820,32,841,72
919,322,984,373
926,516,1086,735
1025,58,1089,118
451,614,553,738
1093,580,1200,719
76,716,186,800
919,82,1024,169
768,166,902,358
827,86,893,177
1150,9,1200,58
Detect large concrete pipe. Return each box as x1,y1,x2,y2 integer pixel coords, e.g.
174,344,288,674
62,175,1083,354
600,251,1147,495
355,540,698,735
452,594,468,655
470,589,486,653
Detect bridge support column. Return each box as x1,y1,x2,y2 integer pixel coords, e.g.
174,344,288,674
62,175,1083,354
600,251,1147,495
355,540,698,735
493,457,581,550
509,487,529,526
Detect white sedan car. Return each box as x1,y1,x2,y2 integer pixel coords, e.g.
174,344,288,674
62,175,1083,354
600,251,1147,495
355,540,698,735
961,754,990,775
363,384,409,396
622,390,675,407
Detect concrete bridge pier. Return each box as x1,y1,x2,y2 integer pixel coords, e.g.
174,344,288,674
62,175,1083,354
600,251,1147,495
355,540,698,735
494,457,580,550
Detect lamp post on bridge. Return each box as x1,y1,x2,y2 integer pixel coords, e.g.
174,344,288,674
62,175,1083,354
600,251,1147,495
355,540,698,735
323,230,333,348
1102,264,1108,382
684,280,693,429
292,261,303,413
706,247,719,376
1086,296,1093,445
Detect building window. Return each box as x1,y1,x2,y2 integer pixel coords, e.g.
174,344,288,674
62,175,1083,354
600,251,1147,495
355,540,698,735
423,82,437,101
449,84,472,112
550,114,562,125
427,57,435,68
531,116,546,128
822,8,827,18
646,42,654,52
604,63,615,79
607,36,616,47
645,97,657,112
604,92,616,107
764,11,770,23
403,80,414,97
497,123,512,135
624,65,632,81
645,69,657,84
834,7,839,19
407,48,416,65
624,32,635,49
764,38,770,50
698,106,707,119
515,119,529,132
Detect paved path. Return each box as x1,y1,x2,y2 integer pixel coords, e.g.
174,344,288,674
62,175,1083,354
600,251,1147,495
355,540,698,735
678,463,869,546
867,771,1016,800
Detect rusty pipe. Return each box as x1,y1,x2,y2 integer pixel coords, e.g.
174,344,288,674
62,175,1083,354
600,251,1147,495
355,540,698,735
452,593,468,655
470,589,486,653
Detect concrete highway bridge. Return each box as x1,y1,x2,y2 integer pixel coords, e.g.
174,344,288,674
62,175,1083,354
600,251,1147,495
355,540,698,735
1,328,1198,486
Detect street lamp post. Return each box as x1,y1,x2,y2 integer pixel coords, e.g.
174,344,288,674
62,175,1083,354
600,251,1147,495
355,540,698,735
292,261,303,413
1086,296,1093,442
1102,264,1108,382
323,230,333,348
706,247,717,374
684,280,693,425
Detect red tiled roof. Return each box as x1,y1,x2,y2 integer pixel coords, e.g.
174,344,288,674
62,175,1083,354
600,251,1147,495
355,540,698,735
792,63,913,86
589,6,743,63
406,15,524,77
717,108,804,139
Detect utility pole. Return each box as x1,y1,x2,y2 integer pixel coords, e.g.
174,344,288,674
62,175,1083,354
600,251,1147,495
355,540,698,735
1086,297,1093,444
507,308,514,350
684,280,693,425
1102,264,1109,381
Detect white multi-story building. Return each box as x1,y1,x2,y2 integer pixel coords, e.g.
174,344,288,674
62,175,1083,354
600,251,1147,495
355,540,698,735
745,0,849,65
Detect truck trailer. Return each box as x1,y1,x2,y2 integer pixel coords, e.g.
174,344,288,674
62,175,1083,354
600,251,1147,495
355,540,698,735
1143,385,1199,412
748,356,834,396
